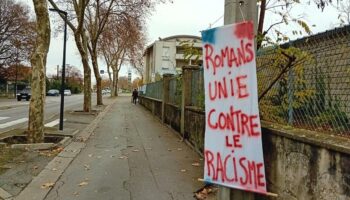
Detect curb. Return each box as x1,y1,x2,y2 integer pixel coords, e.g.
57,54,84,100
11,98,118,200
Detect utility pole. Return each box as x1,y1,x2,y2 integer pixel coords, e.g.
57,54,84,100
220,1,258,200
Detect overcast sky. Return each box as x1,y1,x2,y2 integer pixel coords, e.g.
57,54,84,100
20,0,343,80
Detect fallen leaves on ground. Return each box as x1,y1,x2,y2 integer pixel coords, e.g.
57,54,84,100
39,147,64,157
119,156,128,159
192,162,200,167
84,164,90,170
78,181,88,187
41,182,55,189
194,185,218,200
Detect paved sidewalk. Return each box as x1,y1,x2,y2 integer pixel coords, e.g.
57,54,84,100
40,96,204,200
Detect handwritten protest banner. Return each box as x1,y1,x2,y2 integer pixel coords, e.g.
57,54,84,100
201,21,267,194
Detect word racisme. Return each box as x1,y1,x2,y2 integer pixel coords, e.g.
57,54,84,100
202,21,267,193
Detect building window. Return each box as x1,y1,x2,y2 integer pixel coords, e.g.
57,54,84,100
162,46,170,59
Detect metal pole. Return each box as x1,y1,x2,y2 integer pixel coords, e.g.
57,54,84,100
59,12,67,130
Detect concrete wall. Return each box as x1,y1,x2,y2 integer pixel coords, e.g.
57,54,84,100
261,123,350,199
184,107,205,153
164,103,181,133
139,95,350,199
138,97,162,120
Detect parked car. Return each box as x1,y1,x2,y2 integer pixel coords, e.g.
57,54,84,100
64,89,72,96
102,89,111,95
17,88,31,101
47,89,60,96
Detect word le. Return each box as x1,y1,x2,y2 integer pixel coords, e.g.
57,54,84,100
207,106,260,137
205,150,265,190
204,40,254,75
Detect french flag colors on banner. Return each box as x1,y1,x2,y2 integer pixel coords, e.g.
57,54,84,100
201,21,267,194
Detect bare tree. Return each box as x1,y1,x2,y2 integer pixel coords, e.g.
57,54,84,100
85,0,116,104
334,0,350,24
48,0,92,112
0,0,35,67
27,0,51,143
257,0,337,49
86,0,162,102
99,15,145,97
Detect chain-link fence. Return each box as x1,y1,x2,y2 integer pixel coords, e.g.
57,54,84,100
141,26,350,136
144,81,163,100
168,77,182,105
257,28,350,135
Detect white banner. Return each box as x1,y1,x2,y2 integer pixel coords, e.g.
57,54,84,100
201,21,267,194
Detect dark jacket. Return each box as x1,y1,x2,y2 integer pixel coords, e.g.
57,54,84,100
132,90,138,98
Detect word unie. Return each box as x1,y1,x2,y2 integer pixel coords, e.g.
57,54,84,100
207,106,260,137
208,75,249,101
204,40,254,75
205,150,265,190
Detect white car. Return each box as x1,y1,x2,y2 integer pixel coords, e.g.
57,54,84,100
64,89,72,96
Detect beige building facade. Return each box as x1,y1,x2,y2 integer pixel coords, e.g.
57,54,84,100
143,35,202,83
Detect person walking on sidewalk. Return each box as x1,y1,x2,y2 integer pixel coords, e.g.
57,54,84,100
132,89,138,104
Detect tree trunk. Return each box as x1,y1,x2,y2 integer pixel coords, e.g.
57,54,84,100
107,64,113,97
83,64,91,112
91,52,103,105
74,31,91,112
111,70,117,97
113,70,118,96
28,0,51,143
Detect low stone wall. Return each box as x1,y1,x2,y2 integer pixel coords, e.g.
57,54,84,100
261,123,350,200
139,96,350,199
139,96,162,120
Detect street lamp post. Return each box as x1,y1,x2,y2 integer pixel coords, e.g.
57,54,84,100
49,8,67,131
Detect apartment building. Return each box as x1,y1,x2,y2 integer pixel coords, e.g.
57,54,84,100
143,35,202,83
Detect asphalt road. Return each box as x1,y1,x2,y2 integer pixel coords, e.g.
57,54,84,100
0,94,96,135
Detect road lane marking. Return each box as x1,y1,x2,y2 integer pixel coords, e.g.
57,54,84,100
0,118,28,129
45,119,66,127
0,117,10,121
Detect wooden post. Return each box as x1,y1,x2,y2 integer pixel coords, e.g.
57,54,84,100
162,73,174,123
180,65,199,139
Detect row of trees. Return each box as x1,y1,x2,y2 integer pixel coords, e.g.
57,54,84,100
10,0,346,142
27,0,170,142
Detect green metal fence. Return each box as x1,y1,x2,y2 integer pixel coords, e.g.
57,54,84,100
190,69,204,108
144,81,163,100
168,77,181,105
